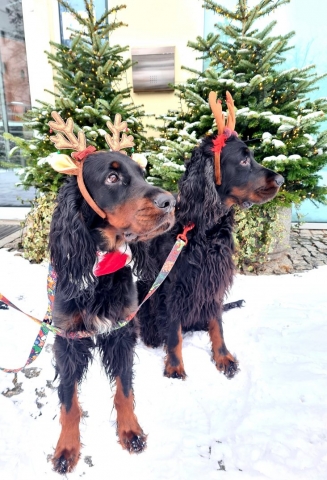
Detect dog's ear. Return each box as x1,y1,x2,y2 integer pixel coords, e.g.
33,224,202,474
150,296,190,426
178,146,223,230
49,178,98,300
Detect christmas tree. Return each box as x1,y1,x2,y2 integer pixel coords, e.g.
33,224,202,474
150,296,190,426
148,0,327,208
5,0,146,193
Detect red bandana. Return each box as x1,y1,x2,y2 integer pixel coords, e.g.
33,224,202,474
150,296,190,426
93,247,132,276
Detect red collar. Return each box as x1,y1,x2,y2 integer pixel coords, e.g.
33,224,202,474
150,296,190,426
93,246,132,276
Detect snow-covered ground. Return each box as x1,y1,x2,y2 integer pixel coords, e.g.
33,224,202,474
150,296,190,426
0,247,326,480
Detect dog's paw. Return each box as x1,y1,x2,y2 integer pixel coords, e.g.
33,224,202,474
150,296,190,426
215,353,239,379
52,448,80,475
223,359,239,379
164,363,187,380
128,434,147,453
119,431,147,454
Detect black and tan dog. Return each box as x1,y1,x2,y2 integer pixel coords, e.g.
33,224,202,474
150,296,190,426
134,92,283,380
48,114,175,474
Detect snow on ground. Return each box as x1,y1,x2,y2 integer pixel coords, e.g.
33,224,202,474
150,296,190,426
0,247,326,480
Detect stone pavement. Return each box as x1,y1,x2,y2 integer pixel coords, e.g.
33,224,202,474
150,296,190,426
248,227,327,275
289,228,327,271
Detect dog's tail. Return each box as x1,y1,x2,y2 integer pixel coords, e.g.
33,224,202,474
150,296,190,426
223,299,245,312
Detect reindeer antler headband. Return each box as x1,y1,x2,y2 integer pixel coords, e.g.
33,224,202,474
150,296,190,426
48,113,135,219
208,91,237,185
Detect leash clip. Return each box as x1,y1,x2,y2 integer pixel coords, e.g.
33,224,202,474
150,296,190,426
177,223,195,245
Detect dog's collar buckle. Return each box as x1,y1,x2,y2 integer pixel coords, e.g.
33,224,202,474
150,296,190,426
177,223,195,245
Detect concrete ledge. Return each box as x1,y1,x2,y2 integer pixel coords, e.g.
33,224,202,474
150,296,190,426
0,228,23,248
0,207,30,221
0,219,21,226
293,223,327,230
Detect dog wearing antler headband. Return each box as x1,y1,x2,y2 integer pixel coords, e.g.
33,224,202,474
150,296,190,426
133,91,284,380
47,112,175,474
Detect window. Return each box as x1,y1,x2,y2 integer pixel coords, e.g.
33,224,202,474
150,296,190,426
59,0,108,46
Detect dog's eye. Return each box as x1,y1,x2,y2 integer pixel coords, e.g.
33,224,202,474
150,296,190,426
106,173,119,184
240,157,250,166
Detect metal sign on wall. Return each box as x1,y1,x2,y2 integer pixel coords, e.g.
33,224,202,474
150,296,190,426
131,47,175,92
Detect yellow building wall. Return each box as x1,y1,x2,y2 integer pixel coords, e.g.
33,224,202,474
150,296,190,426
111,0,204,133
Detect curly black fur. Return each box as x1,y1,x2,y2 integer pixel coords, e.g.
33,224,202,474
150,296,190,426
49,150,175,474
133,134,283,378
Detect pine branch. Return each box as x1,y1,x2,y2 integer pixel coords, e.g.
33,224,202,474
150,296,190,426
260,39,287,66
42,89,58,99
95,4,127,28
181,66,203,77
258,0,291,19
58,0,89,26
202,0,235,19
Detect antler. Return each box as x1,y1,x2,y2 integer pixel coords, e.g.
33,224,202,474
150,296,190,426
105,114,134,154
209,91,236,133
48,111,105,219
226,91,236,130
209,92,225,135
49,112,87,153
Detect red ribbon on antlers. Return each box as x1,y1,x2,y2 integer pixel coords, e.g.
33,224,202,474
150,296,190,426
72,145,97,161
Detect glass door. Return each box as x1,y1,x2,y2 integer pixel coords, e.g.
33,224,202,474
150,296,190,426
0,0,34,206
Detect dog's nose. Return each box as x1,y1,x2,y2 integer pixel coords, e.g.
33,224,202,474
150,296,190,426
154,193,176,213
275,174,284,187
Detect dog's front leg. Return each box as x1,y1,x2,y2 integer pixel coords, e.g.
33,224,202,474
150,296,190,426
208,316,239,379
98,327,147,453
164,322,186,379
52,335,94,474
53,383,81,474
114,375,147,453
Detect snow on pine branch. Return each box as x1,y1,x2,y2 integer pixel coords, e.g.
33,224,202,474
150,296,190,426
161,161,186,171
263,154,301,162
236,109,296,128
216,78,248,88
